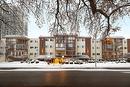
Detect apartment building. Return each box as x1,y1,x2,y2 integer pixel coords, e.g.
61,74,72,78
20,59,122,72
91,39,102,59
1,35,128,61
76,37,91,57
39,35,91,59
4,35,28,61
38,35,128,60
0,39,6,62
1,35,127,61
28,38,39,59
102,36,127,60
39,36,56,58
127,39,130,53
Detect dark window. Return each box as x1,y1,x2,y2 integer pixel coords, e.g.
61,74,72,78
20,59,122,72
45,45,48,48
30,47,33,49
45,39,48,41
50,52,53,55
97,53,100,55
124,47,127,49
97,47,100,49
77,52,80,55
50,38,53,41
82,53,85,55
30,53,33,55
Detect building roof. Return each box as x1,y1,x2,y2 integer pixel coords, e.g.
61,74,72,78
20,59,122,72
109,36,125,39
3,35,28,39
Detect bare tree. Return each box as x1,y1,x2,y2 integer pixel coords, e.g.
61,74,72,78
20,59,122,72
0,0,27,40
1,0,130,38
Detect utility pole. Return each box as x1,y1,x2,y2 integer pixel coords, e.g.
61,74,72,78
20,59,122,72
94,30,98,68
94,35,97,68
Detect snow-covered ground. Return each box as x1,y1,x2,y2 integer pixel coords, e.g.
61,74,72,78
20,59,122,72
0,61,130,69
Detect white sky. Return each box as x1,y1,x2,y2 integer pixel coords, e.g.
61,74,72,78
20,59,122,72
28,15,130,39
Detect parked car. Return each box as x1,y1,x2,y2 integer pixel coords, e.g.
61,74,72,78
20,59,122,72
127,58,130,62
69,60,74,64
88,59,95,63
21,59,39,64
116,59,127,63
64,61,69,64
35,60,39,63
20,59,32,63
74,60,83,64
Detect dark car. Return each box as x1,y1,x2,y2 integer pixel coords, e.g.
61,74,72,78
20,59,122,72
127,58,130,62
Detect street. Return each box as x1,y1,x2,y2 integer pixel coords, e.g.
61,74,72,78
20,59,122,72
0,69,130,87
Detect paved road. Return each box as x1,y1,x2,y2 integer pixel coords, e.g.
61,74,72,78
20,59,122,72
0,69,130,87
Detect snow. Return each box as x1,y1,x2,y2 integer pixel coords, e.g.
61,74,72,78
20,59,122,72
0,61,130,69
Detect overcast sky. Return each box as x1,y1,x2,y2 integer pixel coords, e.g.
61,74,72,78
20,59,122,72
28,15,130,39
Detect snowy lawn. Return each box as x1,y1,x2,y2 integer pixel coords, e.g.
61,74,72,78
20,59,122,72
0,61,130,69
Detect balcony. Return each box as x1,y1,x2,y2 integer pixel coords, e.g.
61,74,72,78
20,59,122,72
56,47,65,50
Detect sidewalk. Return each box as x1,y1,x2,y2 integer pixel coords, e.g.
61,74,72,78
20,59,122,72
0,62,130,69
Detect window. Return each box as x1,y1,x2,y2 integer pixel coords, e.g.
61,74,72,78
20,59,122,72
97,47,100,49
77,45,79,48
30,53,33,55
35,40,37,43
77,52,80,55
82,46,84,48
56,44,59,47
82,53,85,55
30,40,33,43
97,53,100,55
106,45,112,49
50,45,52,48
82,39,84,41
45,38,48,41
45,45,48,48
30,47,33,49
50,52,53,55
124,47,127,49
50,38,53,41
68,44,73,47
